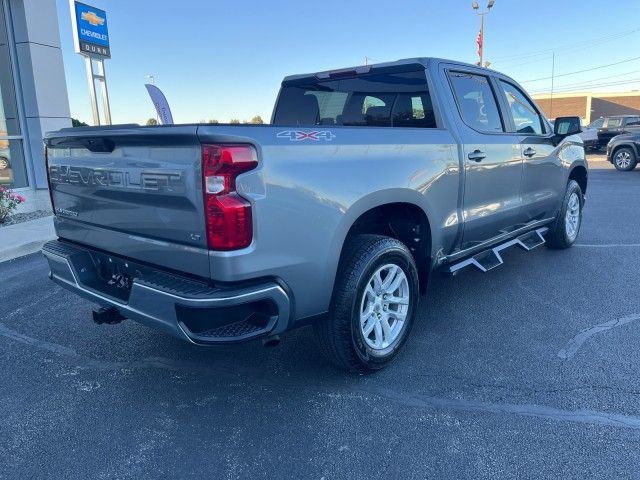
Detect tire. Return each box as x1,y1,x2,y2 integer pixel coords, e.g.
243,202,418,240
546,180,583,249
612,147,637,171
314,234,420,372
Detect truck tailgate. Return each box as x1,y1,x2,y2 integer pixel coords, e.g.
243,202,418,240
46,125,210,277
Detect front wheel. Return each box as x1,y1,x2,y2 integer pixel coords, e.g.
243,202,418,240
314,234,420,372
546,180,583,249
612,147,637,171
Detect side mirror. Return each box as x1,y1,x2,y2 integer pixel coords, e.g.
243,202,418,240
554,116,582,136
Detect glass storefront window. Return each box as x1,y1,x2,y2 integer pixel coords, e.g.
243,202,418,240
0,0,28,188
0,139,27,187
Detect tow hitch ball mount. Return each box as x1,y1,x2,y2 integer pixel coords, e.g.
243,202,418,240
92,306,126,325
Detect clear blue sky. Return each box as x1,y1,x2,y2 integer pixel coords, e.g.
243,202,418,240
56,0,640,125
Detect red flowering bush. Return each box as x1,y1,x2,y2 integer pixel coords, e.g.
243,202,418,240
0,186,26,223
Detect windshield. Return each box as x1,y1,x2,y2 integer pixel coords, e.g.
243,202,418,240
588,117,604,129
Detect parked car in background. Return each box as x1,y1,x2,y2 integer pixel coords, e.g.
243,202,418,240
607,131,640,171
597,115,640,148
580,117,604,152
0,145,11,185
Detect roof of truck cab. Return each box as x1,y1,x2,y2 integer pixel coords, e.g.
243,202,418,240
282,57,502,83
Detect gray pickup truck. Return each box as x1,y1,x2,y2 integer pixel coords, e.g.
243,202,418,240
43,58,588,372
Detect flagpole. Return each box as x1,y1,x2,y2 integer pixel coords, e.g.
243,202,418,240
550,52,555,118
479,14,484,66
472,1,495,67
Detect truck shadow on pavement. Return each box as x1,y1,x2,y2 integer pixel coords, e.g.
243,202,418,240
2,246,640,434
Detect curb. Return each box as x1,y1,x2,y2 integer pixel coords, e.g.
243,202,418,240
0,216,56,263
0,237,56,263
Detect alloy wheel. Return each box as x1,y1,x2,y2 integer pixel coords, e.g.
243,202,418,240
359,263,410,351
565,192,580,241
615,150,632,169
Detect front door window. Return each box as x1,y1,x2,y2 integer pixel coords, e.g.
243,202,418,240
499,81,544,135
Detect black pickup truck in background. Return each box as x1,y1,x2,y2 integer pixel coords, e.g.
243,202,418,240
597,115,640,148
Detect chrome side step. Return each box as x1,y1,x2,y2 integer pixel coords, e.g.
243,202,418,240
446,227,548,275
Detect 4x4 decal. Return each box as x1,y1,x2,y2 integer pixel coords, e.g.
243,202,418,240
277,130,335,142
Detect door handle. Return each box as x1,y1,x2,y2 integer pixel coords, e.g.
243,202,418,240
523,147,536,157
467,150,486,162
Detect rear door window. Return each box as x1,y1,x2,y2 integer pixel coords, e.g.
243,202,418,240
607,118,623,128
273,70,437,128
447,72,504,133
625,116,640,127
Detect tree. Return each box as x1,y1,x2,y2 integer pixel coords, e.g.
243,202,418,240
229,119,241,124
250,115,264,124
146,118,158,126
207,119,219,124
71,118,89,127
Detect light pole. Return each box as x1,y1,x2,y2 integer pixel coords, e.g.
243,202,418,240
147,74,159,123
472,0,495,67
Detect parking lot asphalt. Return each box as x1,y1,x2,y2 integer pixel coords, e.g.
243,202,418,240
1,156,639,479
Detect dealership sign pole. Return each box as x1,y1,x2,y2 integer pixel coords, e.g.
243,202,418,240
69,1,111,125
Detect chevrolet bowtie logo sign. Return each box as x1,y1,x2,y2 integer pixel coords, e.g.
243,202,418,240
72,2,110,59
80,10,105,26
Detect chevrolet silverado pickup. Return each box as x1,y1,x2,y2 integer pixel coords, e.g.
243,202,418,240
43,58,588,372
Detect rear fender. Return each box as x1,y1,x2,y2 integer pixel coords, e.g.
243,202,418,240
322,189,437,298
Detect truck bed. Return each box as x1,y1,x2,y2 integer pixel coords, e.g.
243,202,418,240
46,122,459,316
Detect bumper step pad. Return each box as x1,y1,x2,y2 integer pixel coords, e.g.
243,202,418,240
196,318,267,339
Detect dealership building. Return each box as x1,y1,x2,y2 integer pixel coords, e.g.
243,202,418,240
0,0,71,213
532,91,640,124
1,0,640,215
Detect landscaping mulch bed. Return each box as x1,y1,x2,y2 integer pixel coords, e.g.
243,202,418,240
0,210,52,227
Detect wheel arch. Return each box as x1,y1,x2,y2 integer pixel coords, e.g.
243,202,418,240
328,189,436,295
611,142,639,161
568,164,588,196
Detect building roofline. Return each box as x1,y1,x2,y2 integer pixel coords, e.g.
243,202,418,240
532,90,640,99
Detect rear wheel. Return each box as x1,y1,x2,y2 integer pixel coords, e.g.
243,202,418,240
546,180,583,249
314,234,419,372
612,147,637,171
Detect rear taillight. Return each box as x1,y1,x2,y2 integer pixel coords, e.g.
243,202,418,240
44,146,55,214
202,144,258,250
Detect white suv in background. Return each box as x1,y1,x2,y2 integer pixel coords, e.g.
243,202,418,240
580,117,604,152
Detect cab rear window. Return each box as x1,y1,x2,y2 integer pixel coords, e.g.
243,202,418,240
273,70,436,128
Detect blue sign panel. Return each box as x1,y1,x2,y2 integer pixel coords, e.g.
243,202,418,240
73,2,110,58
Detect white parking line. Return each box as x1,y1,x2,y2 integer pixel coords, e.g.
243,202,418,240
575,244,640,248
558,313,640,360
